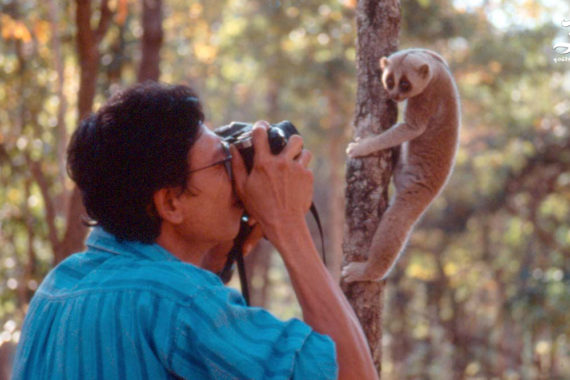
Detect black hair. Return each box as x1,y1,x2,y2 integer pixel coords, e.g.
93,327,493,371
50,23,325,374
67,82,204,243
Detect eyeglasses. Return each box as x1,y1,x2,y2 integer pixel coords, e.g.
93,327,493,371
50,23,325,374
188,141,233,182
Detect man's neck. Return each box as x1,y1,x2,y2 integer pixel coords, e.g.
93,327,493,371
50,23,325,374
155,226,212,266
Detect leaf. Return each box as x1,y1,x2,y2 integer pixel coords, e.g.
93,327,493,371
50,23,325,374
1,14,32,43
417,0,431,9
1,14,16,40
33,20,51,45
193,43,218,63
115,0,129,26
15,23,32,43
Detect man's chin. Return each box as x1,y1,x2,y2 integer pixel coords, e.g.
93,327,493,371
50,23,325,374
233,197,244,210
230,213,244,238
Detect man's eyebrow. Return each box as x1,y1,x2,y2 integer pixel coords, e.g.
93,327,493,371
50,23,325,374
214,141,228,159
199,142,224,165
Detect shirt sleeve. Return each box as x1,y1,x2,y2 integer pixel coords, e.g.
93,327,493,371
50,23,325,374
168,284,338,380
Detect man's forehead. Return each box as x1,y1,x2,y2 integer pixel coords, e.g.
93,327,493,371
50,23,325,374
190,125,223,162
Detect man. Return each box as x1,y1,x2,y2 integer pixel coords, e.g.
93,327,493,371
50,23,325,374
13,82,377,379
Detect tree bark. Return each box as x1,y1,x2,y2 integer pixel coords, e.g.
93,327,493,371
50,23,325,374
327,135,345,282
138,0,163,82
243,78,280,307
0,342,16,380
56,0,113,263
244,241,273,308
341,0,400,375
325,89,347,282
48,0,68,204
388,269,412,377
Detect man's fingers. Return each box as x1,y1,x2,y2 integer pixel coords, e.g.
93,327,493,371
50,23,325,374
243,224,264,256
297,149,312,168
282,134,303,160
251,121,271,164
230,145,247,196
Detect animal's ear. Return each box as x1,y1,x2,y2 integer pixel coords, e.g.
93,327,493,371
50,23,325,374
418,64,429,78
379,57,389,70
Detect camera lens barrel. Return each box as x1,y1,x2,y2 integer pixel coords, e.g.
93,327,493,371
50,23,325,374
214,120,299,173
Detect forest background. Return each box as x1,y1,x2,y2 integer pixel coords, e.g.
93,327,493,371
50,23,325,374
0,0,569,378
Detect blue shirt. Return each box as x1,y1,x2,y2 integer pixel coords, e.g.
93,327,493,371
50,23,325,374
12,227,337,379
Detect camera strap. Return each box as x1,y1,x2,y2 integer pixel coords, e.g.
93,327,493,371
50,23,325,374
310,203,327,266
218,204,326,306
218,216,252,304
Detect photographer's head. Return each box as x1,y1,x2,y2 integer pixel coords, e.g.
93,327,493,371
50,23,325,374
67,82,241,247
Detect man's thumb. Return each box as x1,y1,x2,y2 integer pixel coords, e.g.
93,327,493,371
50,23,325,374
230,144,247,196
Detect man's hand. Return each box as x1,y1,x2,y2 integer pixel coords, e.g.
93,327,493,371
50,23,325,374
231,122,377,379
230,121,313,241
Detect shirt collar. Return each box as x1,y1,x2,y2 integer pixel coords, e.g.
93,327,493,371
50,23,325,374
86,227,182,263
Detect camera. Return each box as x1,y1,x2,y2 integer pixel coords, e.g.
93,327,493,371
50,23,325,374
214,121,300,172
214,120,325,302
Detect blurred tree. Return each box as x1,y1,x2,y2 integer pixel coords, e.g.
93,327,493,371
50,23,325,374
165,0,359,304
56,0,114,264
341,0,400,374
378,1,570,378
1,0,569,377
60,0,163,263
138,0,162,82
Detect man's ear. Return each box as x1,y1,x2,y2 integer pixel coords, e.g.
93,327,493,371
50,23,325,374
153,188,184,224
379,57,389,70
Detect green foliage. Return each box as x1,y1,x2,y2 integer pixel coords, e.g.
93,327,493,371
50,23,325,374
0,0,569,377
383,0,570,377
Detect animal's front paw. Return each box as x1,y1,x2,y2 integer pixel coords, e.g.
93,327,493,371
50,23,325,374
346,142,360,157
342,261,379,283
346,139,375,158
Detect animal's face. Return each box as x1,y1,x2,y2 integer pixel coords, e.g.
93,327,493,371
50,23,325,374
380,54,432,102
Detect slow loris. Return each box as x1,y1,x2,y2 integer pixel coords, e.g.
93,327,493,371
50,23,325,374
342,48,460,282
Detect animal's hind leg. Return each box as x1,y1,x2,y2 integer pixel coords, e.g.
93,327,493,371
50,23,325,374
392,143,407,193
363,183,434,280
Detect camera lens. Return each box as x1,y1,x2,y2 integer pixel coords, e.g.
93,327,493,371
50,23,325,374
214,120,299,173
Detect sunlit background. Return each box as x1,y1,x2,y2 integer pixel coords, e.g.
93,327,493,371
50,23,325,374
1,0,569,378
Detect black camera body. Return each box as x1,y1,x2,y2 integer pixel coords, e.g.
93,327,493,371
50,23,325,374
214,121,299,172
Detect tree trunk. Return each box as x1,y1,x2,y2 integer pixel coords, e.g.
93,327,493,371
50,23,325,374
388,269,412,378
325,89,347,282
19,178,36,308
0,342,16,380
244,78,280,307
48,0,68,205
341,0,400,375
244,241,273,308
326,135,345,282
138,0,163,82
56,0,113,264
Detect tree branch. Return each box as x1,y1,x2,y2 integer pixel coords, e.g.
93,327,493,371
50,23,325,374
138,0,163,82
26,155,60,253
95,0,113,44
341,0,401,375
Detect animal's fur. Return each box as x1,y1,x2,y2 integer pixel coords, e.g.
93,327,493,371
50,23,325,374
343,48,461,282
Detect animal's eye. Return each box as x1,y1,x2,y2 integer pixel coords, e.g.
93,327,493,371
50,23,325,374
399,79,411,92
385,75,395,90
